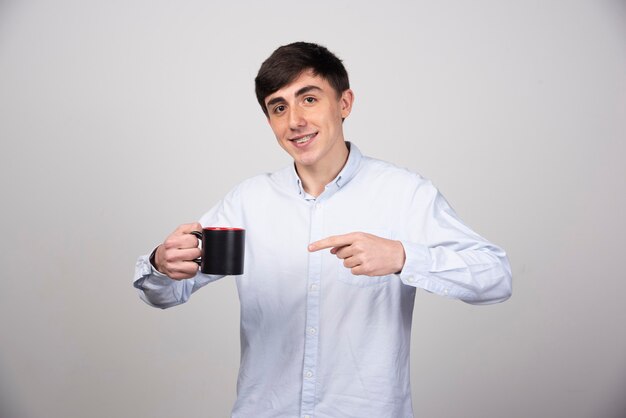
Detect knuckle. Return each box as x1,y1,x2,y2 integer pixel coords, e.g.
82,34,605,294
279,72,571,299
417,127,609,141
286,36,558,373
187,222,202,232
163,238,177,249
181,236,197,248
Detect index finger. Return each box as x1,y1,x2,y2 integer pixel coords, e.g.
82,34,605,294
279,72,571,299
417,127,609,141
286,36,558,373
308,233,356,252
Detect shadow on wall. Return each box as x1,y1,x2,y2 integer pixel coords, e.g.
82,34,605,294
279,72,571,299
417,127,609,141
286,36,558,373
607,393,626,418
0,385,26,418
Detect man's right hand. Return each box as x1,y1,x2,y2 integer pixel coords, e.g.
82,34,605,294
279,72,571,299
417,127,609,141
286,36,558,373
153,222,203,280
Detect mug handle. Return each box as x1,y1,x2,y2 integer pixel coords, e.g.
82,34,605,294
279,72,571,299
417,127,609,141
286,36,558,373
189,230,202,266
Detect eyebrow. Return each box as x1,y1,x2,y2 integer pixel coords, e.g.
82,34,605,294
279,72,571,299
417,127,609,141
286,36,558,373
295,85,322,97
266,85,323,108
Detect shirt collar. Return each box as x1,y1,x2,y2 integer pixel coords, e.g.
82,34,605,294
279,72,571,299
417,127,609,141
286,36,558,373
292,141,363,199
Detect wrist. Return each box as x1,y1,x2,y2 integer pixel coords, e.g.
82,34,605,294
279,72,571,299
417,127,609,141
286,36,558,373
395,240,406,274
149,246,161,272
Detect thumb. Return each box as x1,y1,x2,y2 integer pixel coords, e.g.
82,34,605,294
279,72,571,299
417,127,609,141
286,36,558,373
176,222,203,234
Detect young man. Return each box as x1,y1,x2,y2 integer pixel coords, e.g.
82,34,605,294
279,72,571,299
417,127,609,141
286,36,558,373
134,42,512,418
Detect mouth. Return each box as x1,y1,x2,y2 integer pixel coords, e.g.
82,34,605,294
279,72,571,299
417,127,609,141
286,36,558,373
289,132,317,146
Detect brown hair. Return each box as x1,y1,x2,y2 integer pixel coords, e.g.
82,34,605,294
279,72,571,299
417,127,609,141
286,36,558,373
255,42,350,117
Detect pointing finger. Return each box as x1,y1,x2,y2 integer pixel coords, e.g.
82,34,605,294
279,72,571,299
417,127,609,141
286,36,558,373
308,233,356,252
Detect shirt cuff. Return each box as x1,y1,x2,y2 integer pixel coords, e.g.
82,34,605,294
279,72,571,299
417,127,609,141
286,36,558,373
398,240,432,284
398,241,472,299
398,241,453,296
133,254,174,290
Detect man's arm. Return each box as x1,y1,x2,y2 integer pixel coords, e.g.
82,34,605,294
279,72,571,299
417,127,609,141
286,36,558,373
133,222,219,309
310,230,511,304
309,188,512,305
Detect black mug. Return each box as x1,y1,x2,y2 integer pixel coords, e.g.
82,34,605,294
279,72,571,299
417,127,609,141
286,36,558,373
190,227,245,275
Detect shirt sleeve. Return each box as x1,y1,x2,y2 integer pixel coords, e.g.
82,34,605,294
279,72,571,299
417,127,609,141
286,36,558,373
133,253,220,309
397,182,512,305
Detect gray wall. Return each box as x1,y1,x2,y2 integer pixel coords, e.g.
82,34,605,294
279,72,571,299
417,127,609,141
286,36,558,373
1,1,624,417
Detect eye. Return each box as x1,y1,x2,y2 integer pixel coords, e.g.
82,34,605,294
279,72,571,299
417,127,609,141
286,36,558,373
273,105,286,114
304,97,316,104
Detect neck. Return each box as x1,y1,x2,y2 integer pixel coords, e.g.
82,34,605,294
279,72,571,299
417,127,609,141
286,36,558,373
297,141,349,198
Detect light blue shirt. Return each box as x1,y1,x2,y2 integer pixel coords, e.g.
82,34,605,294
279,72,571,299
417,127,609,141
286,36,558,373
134,143,512,418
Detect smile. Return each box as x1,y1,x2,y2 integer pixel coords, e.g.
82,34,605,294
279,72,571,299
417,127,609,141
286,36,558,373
290,133,317,145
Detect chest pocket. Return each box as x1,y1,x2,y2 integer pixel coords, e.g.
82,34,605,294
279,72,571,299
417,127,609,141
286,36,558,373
334,228,394,288
336,267,392,287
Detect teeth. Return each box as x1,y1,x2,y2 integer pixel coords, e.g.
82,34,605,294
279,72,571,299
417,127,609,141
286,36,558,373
294,134,314,144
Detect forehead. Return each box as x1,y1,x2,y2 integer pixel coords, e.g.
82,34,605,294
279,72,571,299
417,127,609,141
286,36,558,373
264,71,334,104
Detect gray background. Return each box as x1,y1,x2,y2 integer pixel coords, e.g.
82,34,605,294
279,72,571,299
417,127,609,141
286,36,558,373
1,1,625,417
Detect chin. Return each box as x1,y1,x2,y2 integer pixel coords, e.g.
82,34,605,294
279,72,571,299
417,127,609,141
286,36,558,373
296,153,319,167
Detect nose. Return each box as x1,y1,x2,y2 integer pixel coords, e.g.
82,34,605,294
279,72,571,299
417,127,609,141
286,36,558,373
288,106,306,130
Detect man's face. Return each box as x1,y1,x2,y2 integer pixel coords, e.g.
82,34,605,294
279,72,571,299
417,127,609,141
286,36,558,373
264,70,353,171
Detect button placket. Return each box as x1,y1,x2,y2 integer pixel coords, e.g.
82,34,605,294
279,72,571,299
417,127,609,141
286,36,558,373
300,200,323,417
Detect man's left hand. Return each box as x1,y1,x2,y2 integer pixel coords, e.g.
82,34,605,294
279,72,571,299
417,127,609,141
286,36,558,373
308,232,406,276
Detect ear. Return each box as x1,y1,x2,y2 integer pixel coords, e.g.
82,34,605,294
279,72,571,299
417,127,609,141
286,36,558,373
339,89,354,119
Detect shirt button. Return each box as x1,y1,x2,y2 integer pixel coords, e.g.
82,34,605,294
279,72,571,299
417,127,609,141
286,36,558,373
309,283,319,292
304,415,311,418
307,327,317,335
444,288,449,295
304,370,313,379
315,203,322,209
